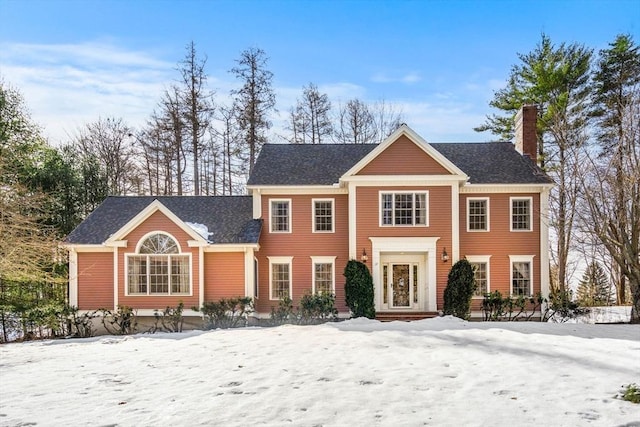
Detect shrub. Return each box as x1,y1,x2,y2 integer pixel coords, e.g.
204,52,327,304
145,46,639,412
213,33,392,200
482,291,543,321
343,260,375,319
197,297,253,329
542,289,589,322
100,305,138,335
68,306,96,338
298,292,338,324
152,302,184,333
619,384,640,404
269,296,297,325
443,259,475,320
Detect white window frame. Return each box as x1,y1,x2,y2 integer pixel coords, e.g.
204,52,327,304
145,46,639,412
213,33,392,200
310,256,336,294
467,197,490,232
466,255,491,298
312,198,335,233
254,257,259,299
269,199,292,233
268,256,293,301
510,196,533,232
379,191,429,227
125,231,192,297
509,255,535,297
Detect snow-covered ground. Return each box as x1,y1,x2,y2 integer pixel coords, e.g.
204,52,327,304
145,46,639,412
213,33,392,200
1,316,638,427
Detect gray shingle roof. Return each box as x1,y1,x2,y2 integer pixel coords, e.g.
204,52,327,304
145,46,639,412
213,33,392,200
65,196,262,245
247,141,552,186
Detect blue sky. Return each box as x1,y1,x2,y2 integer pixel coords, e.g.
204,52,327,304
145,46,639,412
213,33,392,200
1,0,638,144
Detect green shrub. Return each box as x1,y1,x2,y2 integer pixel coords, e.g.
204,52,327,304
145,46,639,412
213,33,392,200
619,384,640,404
482,291,543,321
343,260,375,319
152,302,184,333
100,305,138,335
443,259,475,320
542,289,589,322
196,297,253,329
299,292,338,324
68,306,96,338
269,296,297,325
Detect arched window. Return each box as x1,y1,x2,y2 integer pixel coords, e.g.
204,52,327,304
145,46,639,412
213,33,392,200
127,233,191,296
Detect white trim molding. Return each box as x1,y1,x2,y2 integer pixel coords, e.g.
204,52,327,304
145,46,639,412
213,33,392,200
310,256,337,294
268,198,292,234
510,196,534,232
509,255,535,296
267,256,293,301
466,197,490,232
466,255,492,298
311,198,335,233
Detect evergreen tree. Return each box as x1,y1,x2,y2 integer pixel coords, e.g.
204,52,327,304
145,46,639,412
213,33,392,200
443,259,476,320
576,262,613,307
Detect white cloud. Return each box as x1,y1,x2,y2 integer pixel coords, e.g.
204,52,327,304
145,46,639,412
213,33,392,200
371,71,421,84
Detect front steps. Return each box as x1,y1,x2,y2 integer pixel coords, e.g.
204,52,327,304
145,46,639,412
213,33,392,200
375,312,439,322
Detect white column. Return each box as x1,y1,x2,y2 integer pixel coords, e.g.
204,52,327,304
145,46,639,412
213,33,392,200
68,250,78,307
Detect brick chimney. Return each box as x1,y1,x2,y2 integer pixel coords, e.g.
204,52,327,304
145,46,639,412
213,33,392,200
514,105,538,164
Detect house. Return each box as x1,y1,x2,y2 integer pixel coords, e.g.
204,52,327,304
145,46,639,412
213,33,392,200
64,105,553,320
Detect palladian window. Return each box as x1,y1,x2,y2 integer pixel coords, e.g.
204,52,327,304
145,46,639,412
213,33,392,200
127,233,191,295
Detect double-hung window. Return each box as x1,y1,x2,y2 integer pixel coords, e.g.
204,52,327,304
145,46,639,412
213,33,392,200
380,192,428,226
466,255,491,298
510,255,534,296
270,199,291,233
312,199,334,233
311,256,336,294
511,197,532,231
467,198,489,231
269,256,293,300
126,233,191,296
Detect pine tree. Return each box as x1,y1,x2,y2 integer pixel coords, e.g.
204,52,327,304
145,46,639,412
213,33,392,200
576,262,613,307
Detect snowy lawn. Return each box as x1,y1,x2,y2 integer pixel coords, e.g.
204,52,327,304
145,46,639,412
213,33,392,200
1,316,639,427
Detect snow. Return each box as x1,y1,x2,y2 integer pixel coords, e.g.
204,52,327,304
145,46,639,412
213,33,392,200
1,317,639,426
185,222,212,241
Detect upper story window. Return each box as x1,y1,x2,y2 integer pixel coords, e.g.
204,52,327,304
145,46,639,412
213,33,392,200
313,199,334,233
127,232,191,296
511,197,532,231
270,199,291,233
467,198,489,231
510,255,534,296
380,192,428,226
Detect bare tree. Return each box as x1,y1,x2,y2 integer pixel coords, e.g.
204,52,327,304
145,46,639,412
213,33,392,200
371,99,404,143
76,117,136,196
288,83,332,144
334,99,377,144
578,89,640,322
230,47,276,175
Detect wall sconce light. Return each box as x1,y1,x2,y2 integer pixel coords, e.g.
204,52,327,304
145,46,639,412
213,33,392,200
361,248,368,263
441,248,449,262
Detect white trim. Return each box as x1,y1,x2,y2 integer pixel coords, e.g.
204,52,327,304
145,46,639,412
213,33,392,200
378,191,429,227
244,248,254,298
369,237,439,312
203,244,260,253
105,199,206,245
124,252,193,297
510,196,533,232
341,124,468,179
460,184,553,194
466,197,490,232
269,198,292,233
540,187,551,298
68,250,78,307
246,186,347,195
348,181,357,260
135,231,183,253
509,255,535,296
251,188,262,219
310,256,337,294
466,255,491,298
341,175,466,185
451,184,459,262
198,246,204,309
311,198,335,234
253,256,259,299
268,256,293,300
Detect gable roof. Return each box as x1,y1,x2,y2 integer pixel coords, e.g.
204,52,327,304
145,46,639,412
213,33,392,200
65,196,262,245
248,141,552,186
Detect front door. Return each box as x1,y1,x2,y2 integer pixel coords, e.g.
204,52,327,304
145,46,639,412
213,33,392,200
391,264,411,307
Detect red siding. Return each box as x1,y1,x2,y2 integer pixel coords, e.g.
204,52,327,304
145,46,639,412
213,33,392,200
117,210,200,309
356,186,453,309
255,194,350,313
459,193,541,310
203,252,246,302
77,252,114,310
357,135,451,175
